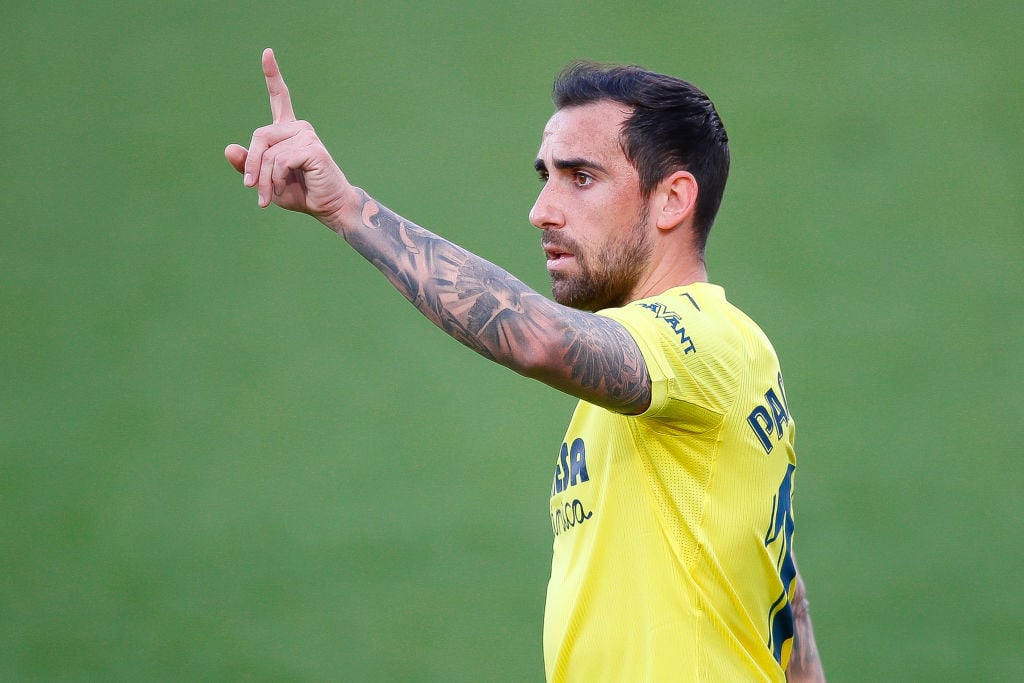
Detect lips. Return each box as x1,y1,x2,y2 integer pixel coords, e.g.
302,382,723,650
543,238,574,262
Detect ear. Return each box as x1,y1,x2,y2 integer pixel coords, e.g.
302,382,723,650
654,171,698,231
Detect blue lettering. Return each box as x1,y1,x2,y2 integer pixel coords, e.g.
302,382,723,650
765,388,789,435
747,405,775,453
569,438,589,486
765,464,797,663
747,376,795,455
675,328,696,354
551,442,570,495
552,438,591,495
550,498,594,537
637,302,697,354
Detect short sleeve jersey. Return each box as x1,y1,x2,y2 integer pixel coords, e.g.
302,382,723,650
543,283,798,682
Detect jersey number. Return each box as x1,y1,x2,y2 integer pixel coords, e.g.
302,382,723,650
764,463,796,663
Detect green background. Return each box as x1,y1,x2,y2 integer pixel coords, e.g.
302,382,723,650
3,1,1021,680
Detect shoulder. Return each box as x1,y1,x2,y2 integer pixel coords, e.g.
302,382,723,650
600,284,761,419
599,283,747,356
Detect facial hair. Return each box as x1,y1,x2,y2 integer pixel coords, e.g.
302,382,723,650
546,206,652,312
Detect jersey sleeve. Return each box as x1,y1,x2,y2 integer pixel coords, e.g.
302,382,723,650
599,298,742,431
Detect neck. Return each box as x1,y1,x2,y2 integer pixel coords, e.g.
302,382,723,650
628,254,707,303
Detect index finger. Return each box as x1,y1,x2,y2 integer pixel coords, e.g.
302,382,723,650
262,47,296,123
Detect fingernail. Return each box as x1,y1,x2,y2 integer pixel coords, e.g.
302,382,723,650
244,173,253,186
258,193,267,206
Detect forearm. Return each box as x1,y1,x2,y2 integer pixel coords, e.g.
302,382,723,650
786,572,825,682
321,189,550,364
319,190,650,412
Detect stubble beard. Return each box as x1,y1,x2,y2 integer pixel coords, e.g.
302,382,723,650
549,207,653,312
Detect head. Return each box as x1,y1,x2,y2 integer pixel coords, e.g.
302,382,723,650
551,60,730,256
531,100,655,311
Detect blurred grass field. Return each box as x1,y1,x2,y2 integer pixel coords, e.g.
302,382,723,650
2,1,1021,680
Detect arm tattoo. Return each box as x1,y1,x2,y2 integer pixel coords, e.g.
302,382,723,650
337,191,650,411
559,311,650,411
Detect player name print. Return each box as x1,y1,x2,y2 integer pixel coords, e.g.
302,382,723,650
746,372,792,454
550,438,594,537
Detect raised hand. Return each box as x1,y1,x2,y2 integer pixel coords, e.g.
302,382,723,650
225,49,356,222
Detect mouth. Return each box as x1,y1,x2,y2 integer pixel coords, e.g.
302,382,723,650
544,248,576,275
545,247,571,262
543,240,574,264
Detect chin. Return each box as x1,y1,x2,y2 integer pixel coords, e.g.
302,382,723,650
551,283,611,312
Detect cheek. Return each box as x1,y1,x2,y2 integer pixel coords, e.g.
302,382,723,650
570,183,643,254
593,194,642,244
603,183,644,224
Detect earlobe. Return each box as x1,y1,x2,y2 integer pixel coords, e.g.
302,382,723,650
655,171,698,231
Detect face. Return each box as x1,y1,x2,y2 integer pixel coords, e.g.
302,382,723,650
530,101,652,312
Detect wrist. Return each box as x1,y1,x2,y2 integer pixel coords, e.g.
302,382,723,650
316,186,366,236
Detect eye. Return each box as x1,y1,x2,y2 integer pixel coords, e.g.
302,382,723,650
574,172,594,187
537,170,549,182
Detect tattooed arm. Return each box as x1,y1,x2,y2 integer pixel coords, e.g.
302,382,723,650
225,48,651,414
786,562,826,682
332,192,650,412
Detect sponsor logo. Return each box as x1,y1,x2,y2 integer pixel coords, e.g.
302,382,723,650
636,302,696,354
549,437,594,537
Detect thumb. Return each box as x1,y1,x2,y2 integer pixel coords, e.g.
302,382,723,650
224,144,248,173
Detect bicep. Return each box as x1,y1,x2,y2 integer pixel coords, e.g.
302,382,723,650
509,300,651,414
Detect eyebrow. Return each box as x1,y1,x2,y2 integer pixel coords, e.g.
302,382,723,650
534,157,609,174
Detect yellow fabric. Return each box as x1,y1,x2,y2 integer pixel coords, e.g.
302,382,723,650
544,283,798,682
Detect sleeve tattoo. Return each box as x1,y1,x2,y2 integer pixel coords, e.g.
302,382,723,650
337,192,650,412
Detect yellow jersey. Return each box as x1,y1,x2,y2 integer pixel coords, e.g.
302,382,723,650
544,283,798,682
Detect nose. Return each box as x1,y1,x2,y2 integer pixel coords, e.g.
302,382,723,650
529,183,564,230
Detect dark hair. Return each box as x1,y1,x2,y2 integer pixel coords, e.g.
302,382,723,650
552,60,730,252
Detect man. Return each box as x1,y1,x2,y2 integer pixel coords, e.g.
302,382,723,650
226,48,825,682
